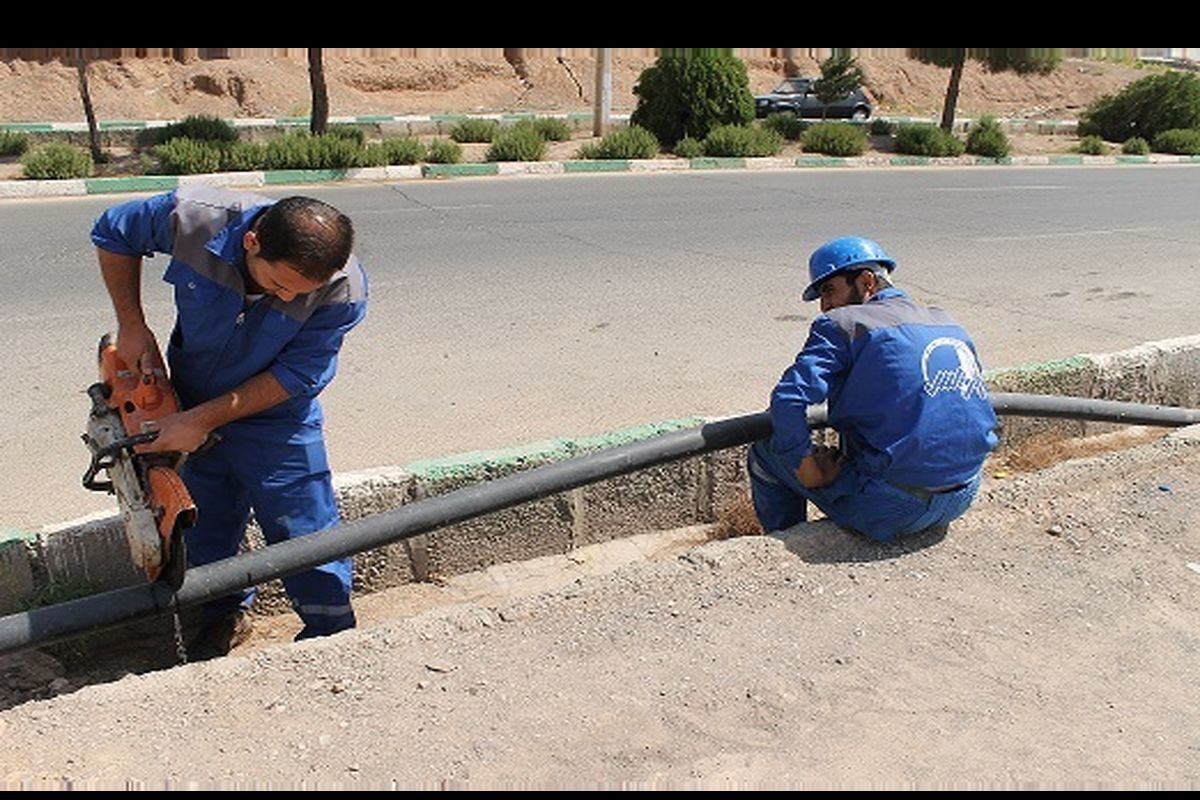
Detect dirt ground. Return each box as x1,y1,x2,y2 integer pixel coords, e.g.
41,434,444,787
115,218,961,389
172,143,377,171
0,425,1196,788
0,53,1153,180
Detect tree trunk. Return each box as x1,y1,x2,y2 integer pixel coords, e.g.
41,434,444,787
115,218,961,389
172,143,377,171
75,49,103,163
308,48,329,136
503,48,531,87
940,49,966,132
782,48,800,78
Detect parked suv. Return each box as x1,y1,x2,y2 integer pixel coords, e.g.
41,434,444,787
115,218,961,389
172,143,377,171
754,78,873,120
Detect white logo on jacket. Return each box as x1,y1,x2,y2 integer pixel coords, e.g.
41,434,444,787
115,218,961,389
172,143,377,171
921,337,988,399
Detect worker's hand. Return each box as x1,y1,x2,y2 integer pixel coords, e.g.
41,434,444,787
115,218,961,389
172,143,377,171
135,410,210,454
115,323,165,379
795,446,845,489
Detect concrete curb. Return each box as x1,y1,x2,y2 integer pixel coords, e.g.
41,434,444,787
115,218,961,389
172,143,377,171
6,336,1200,616
4,152,1198,199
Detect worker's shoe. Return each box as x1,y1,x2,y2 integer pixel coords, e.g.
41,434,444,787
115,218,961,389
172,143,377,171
186,611,253,662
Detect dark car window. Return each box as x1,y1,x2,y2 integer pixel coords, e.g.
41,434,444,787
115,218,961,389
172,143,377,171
775,79,809,94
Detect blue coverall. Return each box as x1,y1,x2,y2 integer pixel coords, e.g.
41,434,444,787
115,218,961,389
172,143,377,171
91,186,368,638
750,287,998,541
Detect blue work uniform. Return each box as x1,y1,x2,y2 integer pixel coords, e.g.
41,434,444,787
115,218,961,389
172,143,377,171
749,287,998,540
91,186,368,638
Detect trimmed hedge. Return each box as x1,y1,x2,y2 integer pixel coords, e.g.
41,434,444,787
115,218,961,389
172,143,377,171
894,123,965,156
153,138,223,174
1122,136,1150,155
533,117,573,142
869,118,895,135
1076,135,1110,156
762,112,804,141
673,136,704,158
1152,128,1200,155
486,124,546,161
702,124,783,157
381,136,426,165
21,143,93,179
263,133,372,170
450,118,500,143
0,130,30,156
965,115,1010,158
1079,71,1200,142
138,114,239,147
800,122,867,156
425,138,463,164
576,125,659,159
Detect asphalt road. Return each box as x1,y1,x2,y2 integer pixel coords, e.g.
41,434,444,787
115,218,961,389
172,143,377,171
2,165,1197,529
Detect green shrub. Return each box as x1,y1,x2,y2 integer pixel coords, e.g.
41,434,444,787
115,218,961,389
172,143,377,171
139,114,239,147
326,124,367,146
630,51,755,147
0,130,30,156
1076,135,1110,155
869,118,895,136
1152,128,1200,155
581,125,660,159
425,138,462,164
965,115,1010,158
673,136,704,158
450,118,500,143
263,132,371,170
381,136,426,165
894,123,965,156
575,142,601,159
21,143,93,179
359,143,390,167
702,124,784,157
485,124,547,161
220,141,266,171
800,122,867,156
153,138,223,174
533,117,573,142
1122,136,1150,155
762,112,804,141
1079,71,1200,142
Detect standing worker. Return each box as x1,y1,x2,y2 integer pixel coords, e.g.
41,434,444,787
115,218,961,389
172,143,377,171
91,186,368,658
749,236,997,540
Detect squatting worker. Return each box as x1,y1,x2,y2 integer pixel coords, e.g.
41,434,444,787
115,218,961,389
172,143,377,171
91,186,368,658
748,236,998,540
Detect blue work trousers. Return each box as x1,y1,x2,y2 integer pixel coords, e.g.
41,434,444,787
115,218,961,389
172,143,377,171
181,432,355,640
747,440,980,541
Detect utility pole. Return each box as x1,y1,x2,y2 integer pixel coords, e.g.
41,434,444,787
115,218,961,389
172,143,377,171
593,47,612,138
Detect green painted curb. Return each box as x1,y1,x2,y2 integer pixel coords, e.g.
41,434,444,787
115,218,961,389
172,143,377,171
1116,155,1151,164
430,114,467,123
566,112,593,123
689,157,747,170
275,117,310,126
0,528,35,543
85,176,179,194
98,120,146,130
972,156,1013,166
0,123,53,132
796,156,848,167
890,156,931,166
405,417,707,481
354,115,395,124
563,160,630,173
263,169,348,184
1049,155,1084,165
422,163,500,178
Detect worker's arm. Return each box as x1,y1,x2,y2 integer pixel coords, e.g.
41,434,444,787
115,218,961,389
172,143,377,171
91,192,178,373
138,370,291,454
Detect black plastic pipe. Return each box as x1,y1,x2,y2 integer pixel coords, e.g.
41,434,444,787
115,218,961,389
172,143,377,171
2,392,1198,656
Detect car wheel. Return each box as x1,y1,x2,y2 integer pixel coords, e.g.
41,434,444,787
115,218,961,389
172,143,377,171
851,107,870,122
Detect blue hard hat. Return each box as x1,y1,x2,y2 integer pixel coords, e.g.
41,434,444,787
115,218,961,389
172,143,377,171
802,236,897,301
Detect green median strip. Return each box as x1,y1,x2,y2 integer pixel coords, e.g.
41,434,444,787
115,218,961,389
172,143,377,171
689,157,747,170
889,156,930,166
1049,155,1084,165
563,160,630,173
264,169,349,184
796,156,849,167
84,176,179,194
422,163,500,178
0,123,54,132
1116,155,1150,164
97,120,146,130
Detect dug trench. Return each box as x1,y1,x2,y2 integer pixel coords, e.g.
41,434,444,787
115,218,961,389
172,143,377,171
0,420,1183,713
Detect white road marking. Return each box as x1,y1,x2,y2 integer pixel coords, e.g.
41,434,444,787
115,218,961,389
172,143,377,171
976,226,1158,242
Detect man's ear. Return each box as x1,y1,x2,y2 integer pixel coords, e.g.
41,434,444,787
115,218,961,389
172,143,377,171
242,229,259,255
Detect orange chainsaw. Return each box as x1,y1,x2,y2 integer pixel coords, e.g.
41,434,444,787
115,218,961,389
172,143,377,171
81,334,194,590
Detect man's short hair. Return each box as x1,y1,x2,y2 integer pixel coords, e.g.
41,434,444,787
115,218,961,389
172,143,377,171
253,196,354,283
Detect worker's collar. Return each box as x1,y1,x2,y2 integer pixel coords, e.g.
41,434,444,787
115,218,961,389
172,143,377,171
204,204,273,265
866,286,906,303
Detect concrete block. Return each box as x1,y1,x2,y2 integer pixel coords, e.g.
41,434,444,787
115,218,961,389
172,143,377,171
0,538,35,614
36,515,142,595
578,458,704,547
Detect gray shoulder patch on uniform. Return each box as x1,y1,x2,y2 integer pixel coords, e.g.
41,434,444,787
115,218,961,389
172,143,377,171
271,254,367,322
171,187,271,291
827,296,957,339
